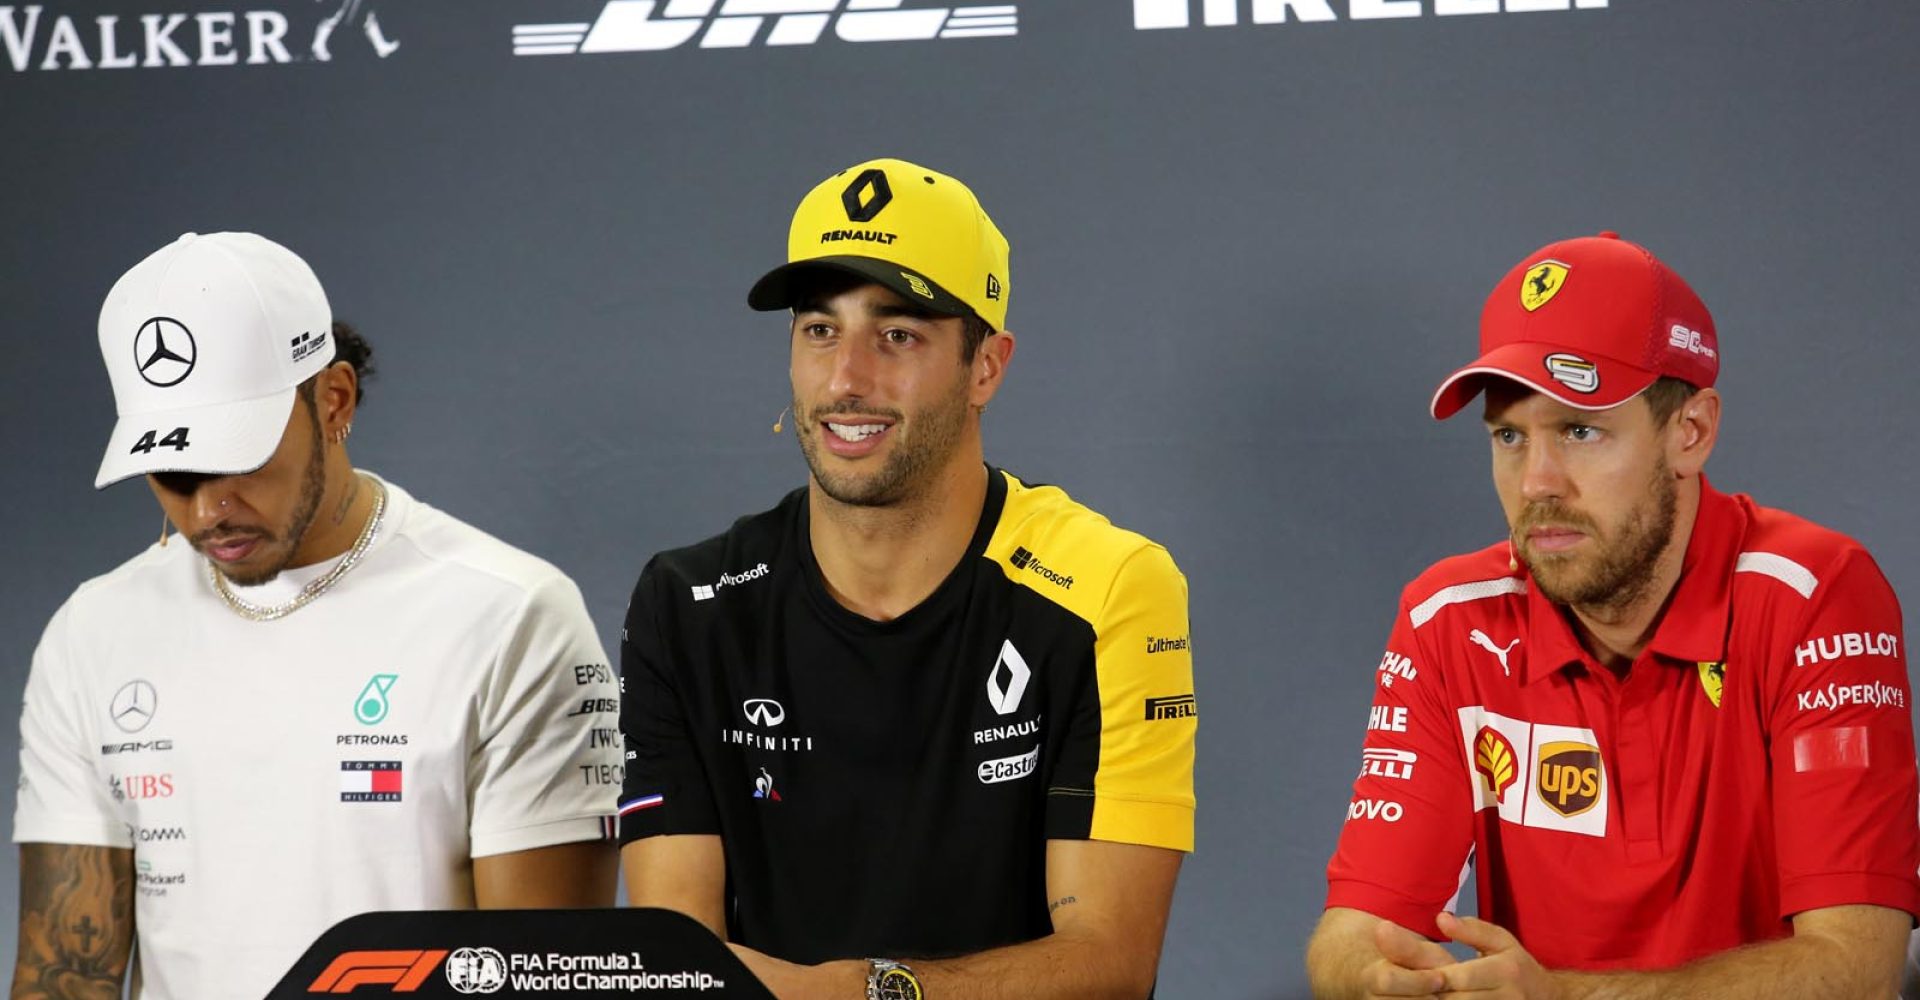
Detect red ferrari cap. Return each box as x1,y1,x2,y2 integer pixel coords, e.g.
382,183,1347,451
1430,232,1718,419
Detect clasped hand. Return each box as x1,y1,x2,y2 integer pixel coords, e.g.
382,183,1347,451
1365,912,1559,999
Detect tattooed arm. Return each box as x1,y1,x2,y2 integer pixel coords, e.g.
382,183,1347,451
11,843,134,1000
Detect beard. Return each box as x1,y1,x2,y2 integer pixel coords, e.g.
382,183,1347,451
192,416,327,586
1514,456,1678,613
795,377,971,508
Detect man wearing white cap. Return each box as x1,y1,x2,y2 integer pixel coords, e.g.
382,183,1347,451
1307,233,1919,998
617,160,1197,999
11,232,621,999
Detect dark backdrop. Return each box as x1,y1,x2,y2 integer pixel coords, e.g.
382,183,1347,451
4,1,1917,996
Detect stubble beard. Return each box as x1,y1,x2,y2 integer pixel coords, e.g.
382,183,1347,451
796,376,971,509
1515,457,1678,617
197,416,328,587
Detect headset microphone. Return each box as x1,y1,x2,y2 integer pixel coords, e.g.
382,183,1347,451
773,406,790,434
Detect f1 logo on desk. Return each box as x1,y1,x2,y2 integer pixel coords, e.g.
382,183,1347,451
513,0,1017,56
307,949,446,993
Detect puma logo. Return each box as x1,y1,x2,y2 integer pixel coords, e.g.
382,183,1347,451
1469,629,1520,676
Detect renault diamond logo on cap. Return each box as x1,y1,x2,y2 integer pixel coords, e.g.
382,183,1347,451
1544,353,1599,394
110,680,158,734
133,318,196,387
1519,260,1569,312
842,168,893,223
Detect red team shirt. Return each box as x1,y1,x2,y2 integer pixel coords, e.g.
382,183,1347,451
1326,479,1920,970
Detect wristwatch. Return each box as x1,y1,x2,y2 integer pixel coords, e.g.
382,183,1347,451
865,958,924,1000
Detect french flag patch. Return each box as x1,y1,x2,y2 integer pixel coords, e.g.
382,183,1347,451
620,793,665,816
340,761,403,802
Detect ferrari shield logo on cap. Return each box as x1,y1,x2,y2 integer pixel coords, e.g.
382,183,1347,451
1519,259,1569,312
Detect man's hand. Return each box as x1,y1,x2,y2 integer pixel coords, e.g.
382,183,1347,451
1359,919,1451,997
1429,912,1558,999
726,944,862,1000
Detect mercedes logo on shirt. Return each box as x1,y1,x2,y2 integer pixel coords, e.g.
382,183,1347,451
110,680,158,733
133,318,196,388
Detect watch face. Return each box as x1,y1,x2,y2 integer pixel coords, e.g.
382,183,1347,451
876,968,923,1000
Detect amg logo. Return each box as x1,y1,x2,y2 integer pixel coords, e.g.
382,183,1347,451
512,0,1017,57
1008,546,1073,589
1134,0,1606,30
1144,694,1197,720
100,739,173,756
820,229,899,245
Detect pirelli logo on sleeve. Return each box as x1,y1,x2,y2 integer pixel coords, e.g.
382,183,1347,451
1144,694,1197,721
1457,707,1607,838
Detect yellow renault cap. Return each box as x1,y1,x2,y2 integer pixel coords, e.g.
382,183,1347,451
747,157,1011,331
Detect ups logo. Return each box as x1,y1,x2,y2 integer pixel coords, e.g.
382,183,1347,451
1535,741,1603,817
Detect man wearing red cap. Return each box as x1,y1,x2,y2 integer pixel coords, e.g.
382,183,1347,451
1306,233,1919,998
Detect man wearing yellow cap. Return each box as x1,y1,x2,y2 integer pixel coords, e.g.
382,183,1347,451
616,159,1197,999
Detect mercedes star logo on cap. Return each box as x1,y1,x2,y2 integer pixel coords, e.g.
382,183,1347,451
110,680,158,733
133,318,196,388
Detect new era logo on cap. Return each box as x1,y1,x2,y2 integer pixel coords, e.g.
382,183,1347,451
1430,232,1718,419
94,232,335,488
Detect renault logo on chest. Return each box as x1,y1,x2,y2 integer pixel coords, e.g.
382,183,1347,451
985,639,1031,716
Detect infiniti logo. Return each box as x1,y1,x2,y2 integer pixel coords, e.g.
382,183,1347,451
110,680,158,734
133,318,196,388
743,698,785,727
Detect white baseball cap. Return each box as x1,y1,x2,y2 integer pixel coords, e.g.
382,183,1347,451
95,232,334,488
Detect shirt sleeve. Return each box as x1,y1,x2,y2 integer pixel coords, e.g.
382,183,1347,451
1768,548,1920,920
466,574,619,857
1324,601,1474,939
617,562,721,843
1043,543,1196,853
13,602,127,848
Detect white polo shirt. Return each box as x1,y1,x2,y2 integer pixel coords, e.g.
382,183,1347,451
14,475,621,999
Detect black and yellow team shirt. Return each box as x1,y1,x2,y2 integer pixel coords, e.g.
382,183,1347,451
618,468,1196,963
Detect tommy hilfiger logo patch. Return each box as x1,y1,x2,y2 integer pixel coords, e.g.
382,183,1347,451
340,760,402,802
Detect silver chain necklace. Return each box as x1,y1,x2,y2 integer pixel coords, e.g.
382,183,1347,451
209,477,388,622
